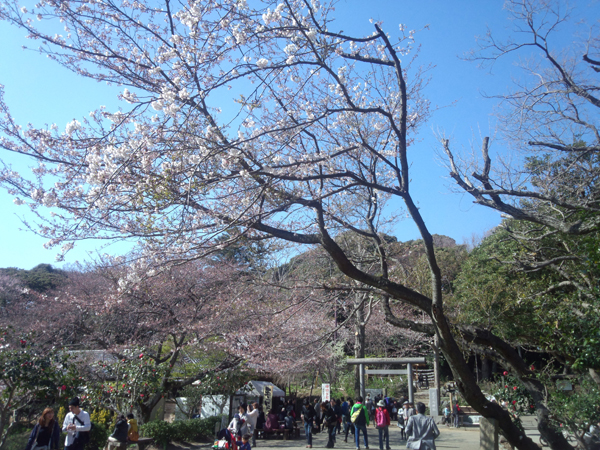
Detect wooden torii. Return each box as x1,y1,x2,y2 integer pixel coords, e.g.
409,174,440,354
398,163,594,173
346,357,426,403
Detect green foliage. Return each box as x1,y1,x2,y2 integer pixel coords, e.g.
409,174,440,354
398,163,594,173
0,264,67,293
88,422,110,450
546,377,600,437
2,425,32,450
57,406,67,426
86,348,169,418
452,222,600,371
0,328,82,448
90,409,115,429
140,417,221,446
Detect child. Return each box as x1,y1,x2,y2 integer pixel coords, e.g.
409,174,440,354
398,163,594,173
236,434,252,450
127,413,139,442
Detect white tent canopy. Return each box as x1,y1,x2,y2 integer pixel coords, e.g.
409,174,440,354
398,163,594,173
235,380,285,397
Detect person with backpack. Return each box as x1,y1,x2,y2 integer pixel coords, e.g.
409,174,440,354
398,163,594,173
62,397,91,450
301,398,316,448
375,400,390,450
127,413,139,442
350,396,369,450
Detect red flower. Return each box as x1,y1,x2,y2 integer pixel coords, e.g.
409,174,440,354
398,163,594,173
61,385,67,391
139,353,144,358
512,400,516,405
503,371,508,376
530,365,535,371
530,405,534,408
504,385,508,388
20,339,26,345
513,386,517,390
140,394,144,397
122,384,126,388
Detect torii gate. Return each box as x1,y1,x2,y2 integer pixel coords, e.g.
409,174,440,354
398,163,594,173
346,357,426,404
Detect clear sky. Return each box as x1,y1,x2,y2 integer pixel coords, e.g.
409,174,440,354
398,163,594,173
0,0,595,269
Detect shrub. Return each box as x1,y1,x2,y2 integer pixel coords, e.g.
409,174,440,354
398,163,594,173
88,421,110,450
3,424,32,450
140,417,222,447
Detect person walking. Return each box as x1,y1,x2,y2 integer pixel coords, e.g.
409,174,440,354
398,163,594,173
375,400,390,450
405,402,439,450
62,398,91,450
25,408,61,450
350,396,369,450
321,402,338,448
301,398,316,448
344,398,355,443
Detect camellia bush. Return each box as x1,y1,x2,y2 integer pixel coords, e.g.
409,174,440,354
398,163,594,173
0,329,81,448
84,348,169,422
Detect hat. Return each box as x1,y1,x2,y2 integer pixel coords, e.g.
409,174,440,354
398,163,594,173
69,397,80,406
403,401,409,405
377,400,385,407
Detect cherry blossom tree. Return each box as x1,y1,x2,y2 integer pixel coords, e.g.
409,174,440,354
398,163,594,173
0,0,549,448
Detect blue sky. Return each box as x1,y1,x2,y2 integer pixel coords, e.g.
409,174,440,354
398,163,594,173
0,0,594,269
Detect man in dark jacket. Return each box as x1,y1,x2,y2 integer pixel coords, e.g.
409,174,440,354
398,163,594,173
321,402,338,448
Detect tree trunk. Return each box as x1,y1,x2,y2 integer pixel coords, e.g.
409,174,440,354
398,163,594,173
354,297,366,399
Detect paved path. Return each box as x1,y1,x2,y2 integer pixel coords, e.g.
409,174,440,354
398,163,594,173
252,424,482,450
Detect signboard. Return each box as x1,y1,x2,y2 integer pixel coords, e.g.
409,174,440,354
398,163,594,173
321,383,331,401
556,380,573,391
428,388,439,416
264,385,273,412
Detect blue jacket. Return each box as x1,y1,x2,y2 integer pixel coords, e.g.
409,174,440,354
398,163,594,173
25,422,61,450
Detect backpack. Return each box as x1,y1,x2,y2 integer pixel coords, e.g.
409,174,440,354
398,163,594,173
73,415,93,446
375,409,387,428
350,406,363,424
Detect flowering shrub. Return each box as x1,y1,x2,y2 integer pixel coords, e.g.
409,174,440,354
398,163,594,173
492,373,535,416
85,348,169,420
140,417,222,447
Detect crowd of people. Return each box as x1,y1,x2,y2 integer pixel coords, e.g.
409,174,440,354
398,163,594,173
216,394,440,450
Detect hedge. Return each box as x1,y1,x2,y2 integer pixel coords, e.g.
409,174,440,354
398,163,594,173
140,417,222,447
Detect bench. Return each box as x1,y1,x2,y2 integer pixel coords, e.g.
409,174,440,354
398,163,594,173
455,407,482,427
105,438,154,450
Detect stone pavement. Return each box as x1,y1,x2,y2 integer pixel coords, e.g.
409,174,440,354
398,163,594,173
252,423,482,450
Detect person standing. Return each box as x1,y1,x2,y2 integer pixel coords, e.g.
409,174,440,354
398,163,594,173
375,400,390,450
301,398,316,448
333,399,343,435
246,403,259,448
25,408,61,450
313,399,322,433
62,397,91,450
452,402,461,428
405,402,439,450
365,395,373,426
350,396,369,450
